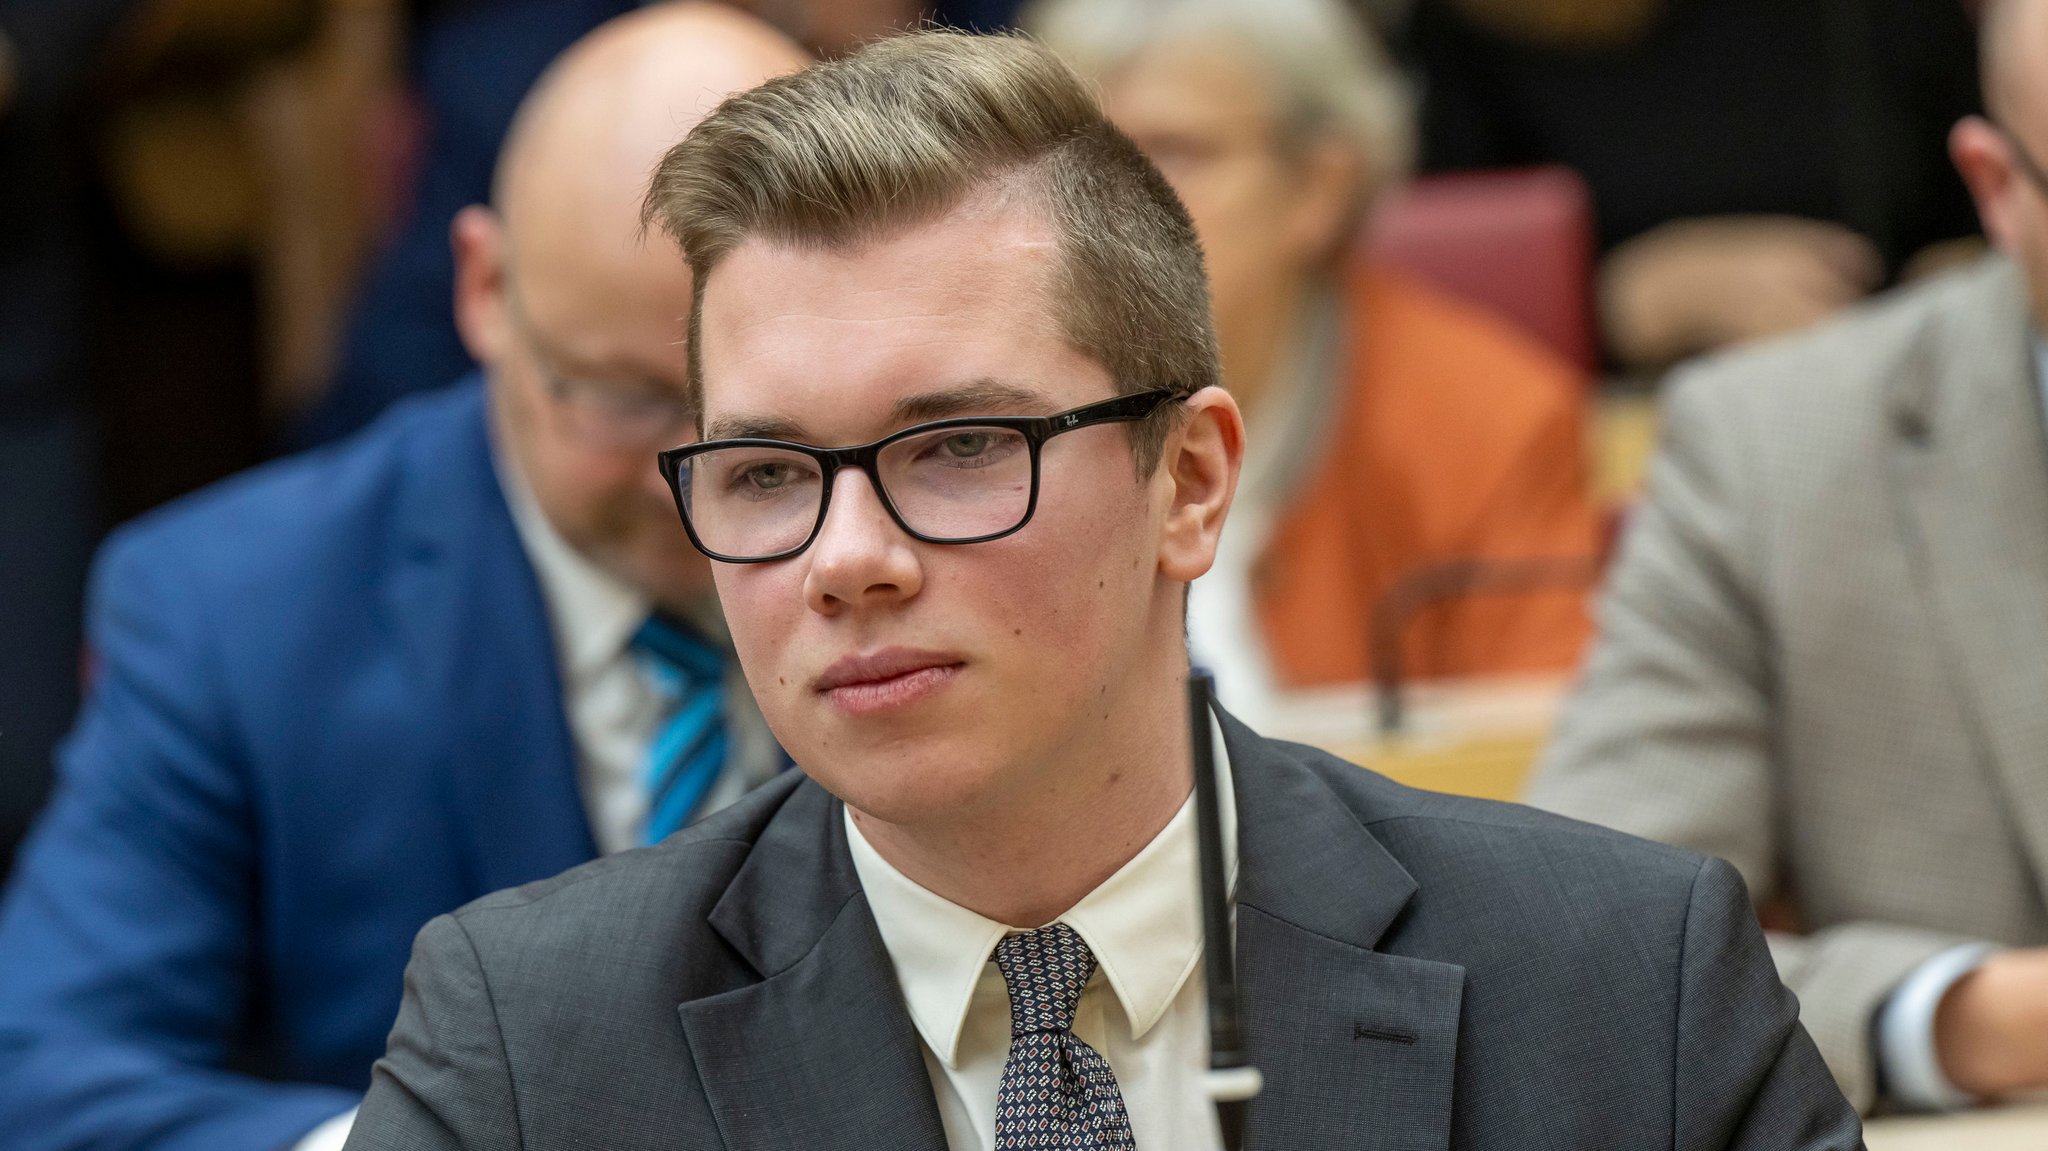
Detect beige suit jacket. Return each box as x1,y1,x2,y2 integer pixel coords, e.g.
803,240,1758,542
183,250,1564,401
1530,256,2048,1113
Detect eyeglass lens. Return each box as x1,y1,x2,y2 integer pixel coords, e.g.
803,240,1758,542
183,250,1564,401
680,424,1035,559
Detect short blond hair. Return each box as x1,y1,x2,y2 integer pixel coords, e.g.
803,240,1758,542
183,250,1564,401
642,30,1218,470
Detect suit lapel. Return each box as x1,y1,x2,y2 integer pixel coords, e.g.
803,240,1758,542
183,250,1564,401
382,379,596,895
678,782,948,1151
671,711,1460,1151
1886,258,2048,880
1225,716,1464,1151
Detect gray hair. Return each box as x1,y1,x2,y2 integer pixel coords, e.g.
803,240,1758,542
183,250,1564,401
1023,0,1417,210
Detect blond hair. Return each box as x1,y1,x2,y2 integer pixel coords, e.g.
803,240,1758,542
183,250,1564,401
642,30,1218,469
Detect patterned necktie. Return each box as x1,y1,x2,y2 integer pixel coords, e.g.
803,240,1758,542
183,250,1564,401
992,924,1138,1151
630,614,728,845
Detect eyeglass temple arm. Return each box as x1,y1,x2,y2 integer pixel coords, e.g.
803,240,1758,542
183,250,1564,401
1054,387,1190,432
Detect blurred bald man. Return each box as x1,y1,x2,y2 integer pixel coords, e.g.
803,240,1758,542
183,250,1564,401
1530,0,2048,1117
0,8,804,1150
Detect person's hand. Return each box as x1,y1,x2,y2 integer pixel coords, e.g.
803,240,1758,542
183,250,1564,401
1935,947,2048,1098
1599,215,1883,371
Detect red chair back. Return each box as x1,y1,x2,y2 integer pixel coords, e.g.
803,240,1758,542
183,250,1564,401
1364,165,1599,374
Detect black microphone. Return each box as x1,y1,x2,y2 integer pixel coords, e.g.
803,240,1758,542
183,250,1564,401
1187,672,1260,1150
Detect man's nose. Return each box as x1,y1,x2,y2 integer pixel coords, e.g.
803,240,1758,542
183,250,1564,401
802,468,923,613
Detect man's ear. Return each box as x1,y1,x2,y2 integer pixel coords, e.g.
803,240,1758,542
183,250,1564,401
452,204,513,366
1156,387,1245,584
1952,116,2023,256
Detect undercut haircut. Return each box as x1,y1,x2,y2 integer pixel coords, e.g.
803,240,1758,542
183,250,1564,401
641,29,1219,472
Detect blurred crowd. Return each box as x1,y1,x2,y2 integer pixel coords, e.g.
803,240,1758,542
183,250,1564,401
1,0,2037,1144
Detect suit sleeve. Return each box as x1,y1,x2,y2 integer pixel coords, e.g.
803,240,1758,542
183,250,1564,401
0,531,357,1151
1527,366,1779,880
1527,366,1966,1111
345,914,521,1151
1674,857,1864,1150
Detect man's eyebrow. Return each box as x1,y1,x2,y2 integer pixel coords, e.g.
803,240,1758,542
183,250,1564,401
703,413,808,440
704,380,1056,443
890,380,1052,423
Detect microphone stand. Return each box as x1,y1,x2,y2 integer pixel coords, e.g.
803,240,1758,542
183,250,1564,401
1367,554,1605,735
1188,672,1261,1150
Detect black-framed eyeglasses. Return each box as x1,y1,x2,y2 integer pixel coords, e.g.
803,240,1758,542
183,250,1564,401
657,388,1185,563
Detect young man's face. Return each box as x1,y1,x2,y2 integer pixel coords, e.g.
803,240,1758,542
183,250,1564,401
695,190,1185,828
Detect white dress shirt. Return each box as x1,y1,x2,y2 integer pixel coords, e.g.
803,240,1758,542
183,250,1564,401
295,439,779,1151
496,445,781,854
846,723,1240,1151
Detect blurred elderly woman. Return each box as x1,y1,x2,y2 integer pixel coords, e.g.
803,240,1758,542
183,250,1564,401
1027,0,1607,722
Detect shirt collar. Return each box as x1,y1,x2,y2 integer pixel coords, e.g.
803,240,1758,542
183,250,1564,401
492,434,650,681
845,715,1240,1069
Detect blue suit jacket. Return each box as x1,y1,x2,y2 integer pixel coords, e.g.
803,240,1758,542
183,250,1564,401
0,378,602,1150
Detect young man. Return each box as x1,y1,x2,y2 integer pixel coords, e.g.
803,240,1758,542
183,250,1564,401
346,32,1860,1150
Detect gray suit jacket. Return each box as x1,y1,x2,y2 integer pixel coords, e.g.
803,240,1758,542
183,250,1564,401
346,717,1859,1150
1529,256,2048,1112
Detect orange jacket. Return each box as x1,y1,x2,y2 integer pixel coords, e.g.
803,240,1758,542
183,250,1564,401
1252,265,1603,686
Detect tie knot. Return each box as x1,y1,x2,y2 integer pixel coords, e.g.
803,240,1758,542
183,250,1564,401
993,923,1097,1036
632,614,724,687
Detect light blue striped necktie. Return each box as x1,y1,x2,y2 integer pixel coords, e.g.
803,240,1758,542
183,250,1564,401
631,615,729,845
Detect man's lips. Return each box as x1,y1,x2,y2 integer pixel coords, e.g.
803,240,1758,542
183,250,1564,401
812,648,965,715
813,648,964,692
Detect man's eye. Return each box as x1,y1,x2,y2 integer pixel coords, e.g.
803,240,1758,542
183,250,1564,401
913,430,1023,470
942,433,995,458
739,462,795,489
